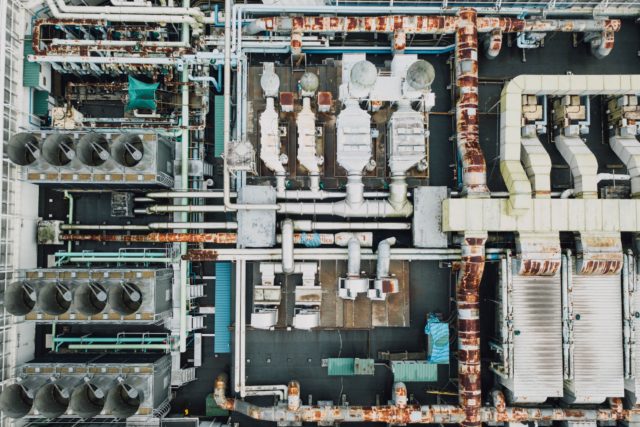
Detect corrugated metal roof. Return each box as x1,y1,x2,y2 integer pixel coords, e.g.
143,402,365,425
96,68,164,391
23,37,40,88
214,95,224,157
214,262,231,354
391,361,437,382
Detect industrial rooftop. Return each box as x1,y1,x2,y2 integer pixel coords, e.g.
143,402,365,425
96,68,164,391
2,1,640,426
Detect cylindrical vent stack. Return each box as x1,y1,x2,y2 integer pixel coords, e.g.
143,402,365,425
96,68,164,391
73,282,108,316
105,382,142,418
37,282,72,315
77,133,110,167
5,281,36,316
7,133,39,166
108,282,143,315
41,134,75,166
111,134,144,168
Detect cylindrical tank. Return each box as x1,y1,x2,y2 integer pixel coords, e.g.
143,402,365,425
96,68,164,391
111,134,144,168
77,133,110,167
105,382,142,418
0,378,47,419
260,68,280,98
34,377,81,418
69,377,114,418
299,72,319,94
7,133,39,166
4,281,36,316
41,134,75,166
108,282,143,315
37,282,72,316
406,60,435,91
349,60,377,97
73,282,108,316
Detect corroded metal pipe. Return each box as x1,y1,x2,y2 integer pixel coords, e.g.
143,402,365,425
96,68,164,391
214,374,467,424
456,234,488,427
245,15,620,35
456,9,488,195
60,233,237,244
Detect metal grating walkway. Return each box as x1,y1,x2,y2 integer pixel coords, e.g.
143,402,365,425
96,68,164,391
214,262,232,354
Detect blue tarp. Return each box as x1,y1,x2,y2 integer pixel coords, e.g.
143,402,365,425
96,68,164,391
425,314,449,364
214,262,232,353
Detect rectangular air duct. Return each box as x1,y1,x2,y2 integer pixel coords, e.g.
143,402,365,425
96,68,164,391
10,268,172,323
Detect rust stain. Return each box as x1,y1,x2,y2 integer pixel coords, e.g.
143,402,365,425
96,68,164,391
61,233,237,244
183,250,219,261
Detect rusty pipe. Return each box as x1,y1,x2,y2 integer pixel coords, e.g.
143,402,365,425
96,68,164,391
245,15,620,36
456,9,488,195
60,233,237,244
456,233,488,427
214,373,466,424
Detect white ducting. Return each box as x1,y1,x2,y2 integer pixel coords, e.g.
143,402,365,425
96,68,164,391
609,134,640,197
347,237,361,278
297,97,323,192
260,97,286,193
555,135,599,198
281,219,294,274
521,135,552,197
376,238,397,280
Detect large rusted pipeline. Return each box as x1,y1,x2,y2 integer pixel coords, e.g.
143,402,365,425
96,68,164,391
245,14,620,35
456,9,488,195
214,374,467,424
456,234,487,427
60,233,237,244
215,374,637,424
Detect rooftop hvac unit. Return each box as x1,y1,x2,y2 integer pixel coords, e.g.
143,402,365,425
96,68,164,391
0,354,171,420
7,269,172,323
7,131,173,188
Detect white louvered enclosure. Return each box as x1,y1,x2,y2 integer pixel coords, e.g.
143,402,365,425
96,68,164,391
496,256,564,403
563,256,624,403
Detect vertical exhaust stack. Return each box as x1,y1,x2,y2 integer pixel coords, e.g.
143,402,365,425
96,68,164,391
41,134,76,166
0,377,47,419
70,377,114,418
455,9,488,196
4,281,36,316
457,234,488,427
7,133,39,166
108,281,143,315
111,134,144,168
37,282,72,316
76,132,110,167
34,377,82,418
73,281,108,316
105,381,142,418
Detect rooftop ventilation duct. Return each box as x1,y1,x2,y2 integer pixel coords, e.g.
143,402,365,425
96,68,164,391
105,382,142,418
76,133,110,167
0,378,47,419
406,60,435,91
41,134,75,166
4,281,36,316
69,377,113,418
349,60,377,98
37,282,72,315
8,133,39,166
73,281,108,316
34,377,82,418
108,281,142,315
111,134,144,168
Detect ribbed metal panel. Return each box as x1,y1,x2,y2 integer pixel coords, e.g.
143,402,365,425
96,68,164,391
327,358,355,376
214,96,224,157
32,90,49,116
509,270,563,403
565,272,624,403
214,262,231,354
390,361,437,382
23,37,40,88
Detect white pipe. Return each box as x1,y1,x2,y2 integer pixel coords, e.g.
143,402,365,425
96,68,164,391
50,39,189,48
376,237,396,279
560,173,630,199
60,222,237,230
45,0,200,26
278,199,412,218
146,205,230,213
29,54,180,65
189,74,219,87
111,0,152,6
281,219,294,274
347,238,361,277
52,0,202,17
292,221,410,231
560,189,574,199
223,0,278,212
146,191,235,199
